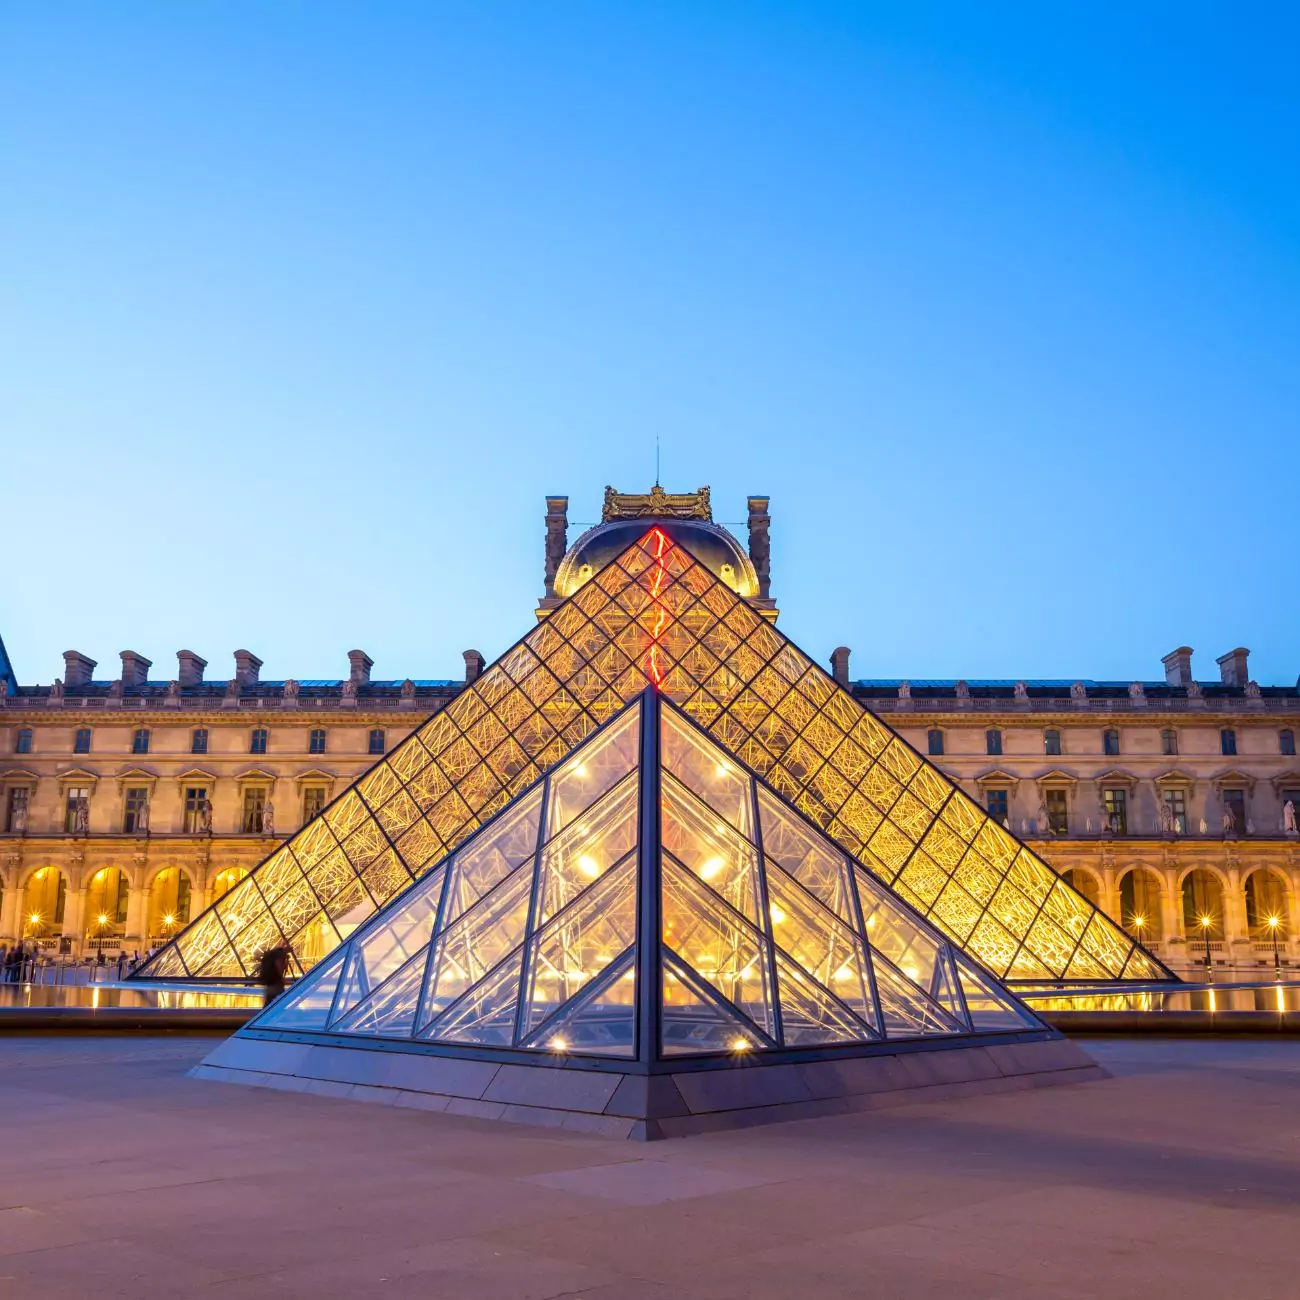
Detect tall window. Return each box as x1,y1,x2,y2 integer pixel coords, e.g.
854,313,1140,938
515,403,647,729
132,728,150,755
926,729,944,756
15,728,32,754
1046,789,1069,835
368,728,386,755
985,789,1008,824
1222,789,1246,834
122,786,149,833
1103,729,1120,757
64,786,90,833
1220,728,1237,757
1280,729,1296,757
1044,729,1061,756
1163,789,1188,834
985,728,1003,756
5,787,30,832
242,787,267,833
74,728,92,754
191,728,208,754
250,727,268,755
302,787,327,822
183,786,209,833
1161,729,1178,756
1103,787,1128,834
308,728,327,755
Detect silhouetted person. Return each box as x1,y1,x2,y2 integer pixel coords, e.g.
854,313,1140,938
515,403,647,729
256,944,291,1005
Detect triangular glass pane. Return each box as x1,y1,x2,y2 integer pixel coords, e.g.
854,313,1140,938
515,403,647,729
931,949,970,1027
419,862,533,1029
661,952,764,1056
661,855,776,1039
544,702,640,838
439,787,542,931
522,950,637,1058
661,775,762,926
855,866,951,999
757,787,856,922
774,949,876,1046
331,946,427,1037
872,956,963,1038
765,860,875,1028
956,956,1043,1031
661,704,753,836
536,771,639,924
522,856,637,1038
255,948,345,1031
424,946,525,1046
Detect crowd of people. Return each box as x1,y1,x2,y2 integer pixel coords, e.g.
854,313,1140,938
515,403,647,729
0,943,166,984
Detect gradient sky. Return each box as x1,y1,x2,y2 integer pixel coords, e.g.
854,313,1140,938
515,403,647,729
2,3,1297,689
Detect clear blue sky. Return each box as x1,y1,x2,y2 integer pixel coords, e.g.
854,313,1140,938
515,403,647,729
2,3,1296,688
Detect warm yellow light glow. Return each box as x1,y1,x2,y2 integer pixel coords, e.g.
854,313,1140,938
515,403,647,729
549,1036,568,1052
162,913,176,927
96,913,109,926
769,905,786,924
833,965,853,982
35,868,45,880
1267,915,1281,929
700,855,724,881
1199,915,1213,930
715,763,730,778
730,1037,751,1052
1277,985,1287,1012
94,869,106,881
1132,914,1146,930
28,912,41,926
577,854,600,878
573,763,587,778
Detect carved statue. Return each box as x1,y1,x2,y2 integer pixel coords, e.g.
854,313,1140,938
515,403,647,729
1199,817,1208,834
11,800,26,833
1247,818,1256,835
602,484,711,522
50,678,64,699
1070,682,1087,701
747,502,772,600
400,678,416,698
1245,680,1262,699
1285,800,1298,835
1128,681,1144,700
1187,680,1203,699
1020,817,1029,835
897,681,911,700
955,680,970,699
108,679,123,699
1036,800,1052,835
74,797,90,836
136,797,150,833
263,800,275,836
199,797,213,833
1013,681,1029,700
167,679,181,698
283,679,299,699
1159,800,1175,835
225,678,240,698
341,678,358,699
1221,805,1237,836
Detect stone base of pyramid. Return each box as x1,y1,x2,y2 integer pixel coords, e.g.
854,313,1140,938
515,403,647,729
192,1031,1105,1140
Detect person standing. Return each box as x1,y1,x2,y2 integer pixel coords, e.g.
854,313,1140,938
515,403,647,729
256,944,291,1005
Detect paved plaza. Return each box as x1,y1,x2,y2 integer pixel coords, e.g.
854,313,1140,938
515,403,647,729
2,1036,1300,1298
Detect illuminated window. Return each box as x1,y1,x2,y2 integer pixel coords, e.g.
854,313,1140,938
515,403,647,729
132,728,150,755
309,728,327,755
64,786,90,833
15,728,33,754
1102,787,1127,834
1043,729,1061,756
1279,729,1295,757
122,786,149,833
242,787,267,833
74,728,92,754
1161,728,1178,756
250,727,268,755
985,789,1008,823
985,729,1003,756
1045,789,1069,835
1222,789,1246,834
1102,729,1120,757
1220,728,1237,757
5,787,29,832
1162,788,1187,834
183,786,209,834
301,787,327,823
368,728,386,755
926,729,944,756
191,727,208,754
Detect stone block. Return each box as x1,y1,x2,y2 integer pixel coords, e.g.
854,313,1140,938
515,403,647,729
561,1111,639,1139
445,1097,507,1122
499,1103,568,1130
603,1073,691,1119
203,1036,312,1076
671,1063,813,1114
893,1046,1000,1089
985,1038,1098,1078
301,1045,501,1099
482,1063,622,1113
392,1090,452,1113
796,1053,912,1100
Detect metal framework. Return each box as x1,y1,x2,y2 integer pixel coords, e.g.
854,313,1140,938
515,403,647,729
137,527,1173,985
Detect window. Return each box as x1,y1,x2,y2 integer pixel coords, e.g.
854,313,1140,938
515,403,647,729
985,728,1003,756
242,787,267,833
1161,729,1178,756
1163,789,1188,834
1220,728,1237,757
368,728,387,755
250,727,268,755
15,728,32,754
1103,729,1120,756
1046,789,1069,835
183,786,209,834
132,728,150,755
1222,789,1246,834
985,789,1008,824
926,729,944,756
191,728,208,754
65,786,90,833
302,787,327,823
122,787,149,833
5,787,30,832
308,728,327,755
1044,729,1061,756
1281,730,1296,757
74,728,92,754
1103,787,1128,835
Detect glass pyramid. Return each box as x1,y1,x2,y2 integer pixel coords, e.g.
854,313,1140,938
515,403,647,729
138,526,1171,985
250,691,1047,1059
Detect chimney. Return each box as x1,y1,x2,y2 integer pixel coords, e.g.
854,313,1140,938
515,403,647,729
233,650,263,688
463,649,485,684
1216,647,1250,687
543,496,569,598
830,646,851,687
119,650,152,690
1162,647,1194,688
63,651,97,690
176,650,207,688
348,650,373,686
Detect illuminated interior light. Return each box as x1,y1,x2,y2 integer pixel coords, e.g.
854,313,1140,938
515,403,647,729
715,763,730,778
769,905,786,924
96,913,109,926
573,762,587,778
35,868,45,880
549,1036,568,1052
577,854,600,878
833,965,853,982
162,914,175,927
700,855,724,880
94,869,105,881
730,1037,751,1052
28,912,41,926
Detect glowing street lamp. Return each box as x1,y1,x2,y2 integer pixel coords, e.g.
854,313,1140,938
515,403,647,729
1266,914,1283,982
1199,915,1214,982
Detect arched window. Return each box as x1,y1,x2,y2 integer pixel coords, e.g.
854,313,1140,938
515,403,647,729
1181,870,1225,941
1103,729,1120,756
1060,868,1099,906
1243,870,1288,937
985,729,1003,756
1044,729,1062,756
1161,729,1178,756
926,729,944,756
148,868,193,940
1119,868,1163,938
22,868,66,935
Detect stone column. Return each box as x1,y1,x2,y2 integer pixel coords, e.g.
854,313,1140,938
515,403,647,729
1224,866,1250,953
62,878,86,956
747,497,772,600
0,865,19,941
125,883,150,947
543,496,569,599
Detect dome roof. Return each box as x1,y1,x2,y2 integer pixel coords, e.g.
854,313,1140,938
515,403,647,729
554,518,759,599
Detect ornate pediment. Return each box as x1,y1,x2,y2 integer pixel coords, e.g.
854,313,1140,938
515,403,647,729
602,484,711,522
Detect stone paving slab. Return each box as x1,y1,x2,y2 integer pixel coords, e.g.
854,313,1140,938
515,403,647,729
1,1036,1300,1297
